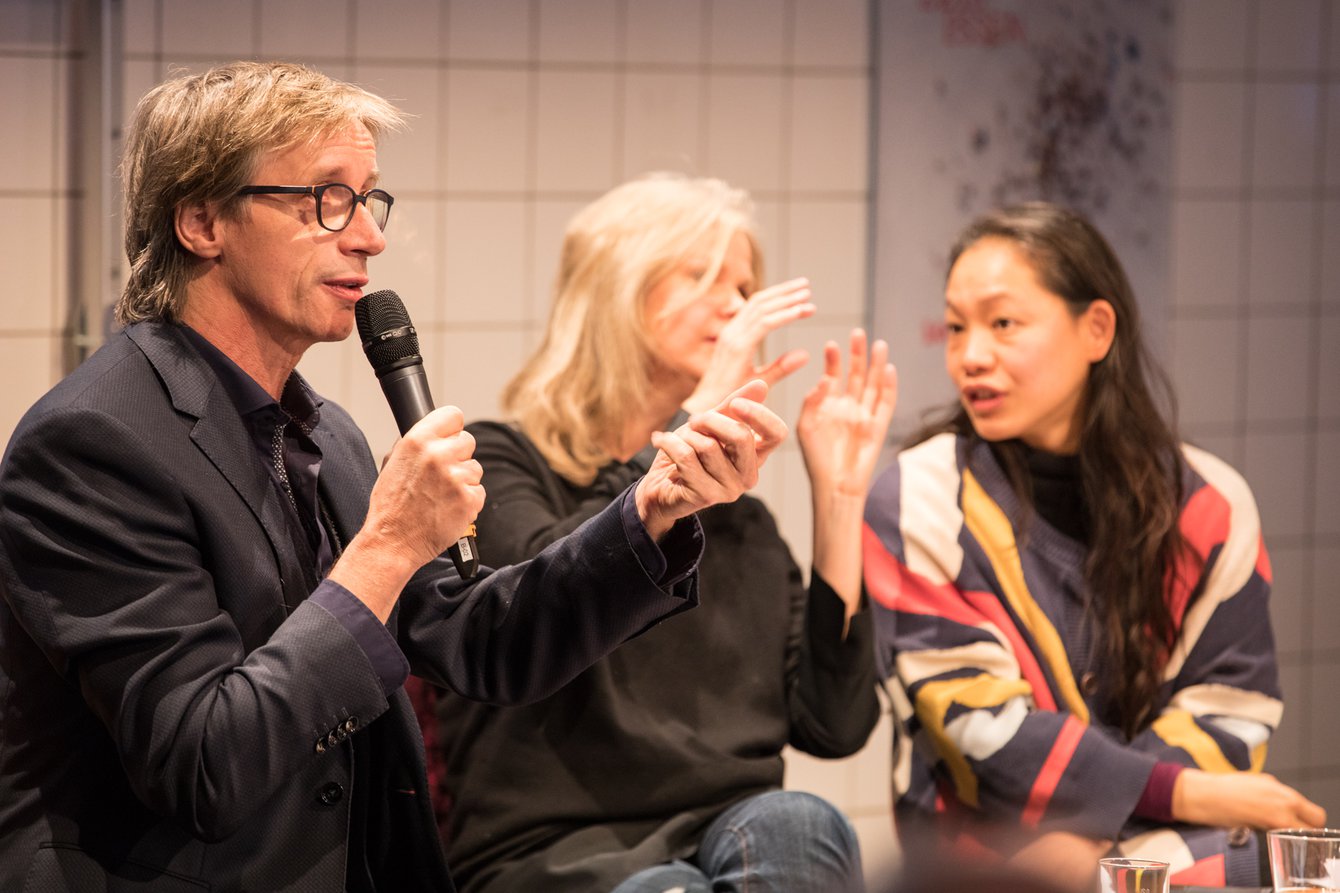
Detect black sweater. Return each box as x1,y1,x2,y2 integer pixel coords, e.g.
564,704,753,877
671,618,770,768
434,420,880,893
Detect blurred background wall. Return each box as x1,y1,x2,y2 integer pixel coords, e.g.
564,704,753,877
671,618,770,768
1,0,1335,881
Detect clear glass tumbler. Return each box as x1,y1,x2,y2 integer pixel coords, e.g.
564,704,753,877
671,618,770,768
1267,828,1340,892
1098,857,1170,893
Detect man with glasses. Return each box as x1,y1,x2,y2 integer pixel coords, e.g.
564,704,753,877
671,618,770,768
0,61,785,892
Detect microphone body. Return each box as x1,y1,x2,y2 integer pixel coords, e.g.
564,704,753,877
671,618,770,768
377,363,437,437
356,290,480,579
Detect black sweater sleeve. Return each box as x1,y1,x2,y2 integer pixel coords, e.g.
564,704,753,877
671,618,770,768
785,567,880,758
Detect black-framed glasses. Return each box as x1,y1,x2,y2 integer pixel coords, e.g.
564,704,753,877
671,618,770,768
237,183,395,232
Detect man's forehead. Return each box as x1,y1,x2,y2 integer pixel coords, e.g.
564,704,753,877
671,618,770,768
253,123,380,182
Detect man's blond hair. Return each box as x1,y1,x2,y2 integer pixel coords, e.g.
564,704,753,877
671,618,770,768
117,61,405,324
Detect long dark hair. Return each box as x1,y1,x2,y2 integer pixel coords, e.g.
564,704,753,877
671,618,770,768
922,202,1195,738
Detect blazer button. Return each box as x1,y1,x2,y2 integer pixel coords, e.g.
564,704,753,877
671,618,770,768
335,725,349,742
317,782,344,805
326,731,339,749
314,738,327,755
343,717,358,733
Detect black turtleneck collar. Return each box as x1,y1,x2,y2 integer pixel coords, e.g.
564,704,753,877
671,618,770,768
989,440,1089,544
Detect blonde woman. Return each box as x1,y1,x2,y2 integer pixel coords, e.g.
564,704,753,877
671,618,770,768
427,173,897,893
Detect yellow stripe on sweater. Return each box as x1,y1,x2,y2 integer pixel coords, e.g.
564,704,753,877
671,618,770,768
960,469,1089,723
916,674,1034,807
1151,709,1256,774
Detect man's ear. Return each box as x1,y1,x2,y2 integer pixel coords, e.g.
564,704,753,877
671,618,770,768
174,201,224,259
1083,299,1117,363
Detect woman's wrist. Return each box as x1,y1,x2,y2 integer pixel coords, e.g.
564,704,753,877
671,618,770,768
811,495,867,623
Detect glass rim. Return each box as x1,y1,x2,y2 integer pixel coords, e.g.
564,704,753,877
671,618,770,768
1266,827,1340,840
1098,857,1170,868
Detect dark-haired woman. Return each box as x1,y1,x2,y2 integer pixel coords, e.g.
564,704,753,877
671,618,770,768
863,203,1323,890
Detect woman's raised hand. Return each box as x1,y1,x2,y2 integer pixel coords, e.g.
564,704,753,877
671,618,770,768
796,329,898,498
682,277,815,414
795,330,896,621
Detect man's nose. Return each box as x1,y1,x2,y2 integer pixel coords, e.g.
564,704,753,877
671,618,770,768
343,202,387,256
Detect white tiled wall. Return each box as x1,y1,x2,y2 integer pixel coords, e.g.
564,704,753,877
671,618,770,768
0,0,75,424
1170,0,1340,815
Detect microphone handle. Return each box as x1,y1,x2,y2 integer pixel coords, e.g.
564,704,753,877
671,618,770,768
377,364,481,579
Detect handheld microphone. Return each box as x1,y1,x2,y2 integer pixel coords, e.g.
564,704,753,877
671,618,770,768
355,289,479,579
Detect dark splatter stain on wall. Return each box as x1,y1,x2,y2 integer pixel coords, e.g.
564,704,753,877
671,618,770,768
964,0,1171,218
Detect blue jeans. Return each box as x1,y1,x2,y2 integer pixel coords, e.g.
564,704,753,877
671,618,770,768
608,790,864,893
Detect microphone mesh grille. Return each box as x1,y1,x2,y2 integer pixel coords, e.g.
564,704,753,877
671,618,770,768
355,289,421,373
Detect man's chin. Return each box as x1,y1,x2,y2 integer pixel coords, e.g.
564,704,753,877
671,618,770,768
326,319,358,343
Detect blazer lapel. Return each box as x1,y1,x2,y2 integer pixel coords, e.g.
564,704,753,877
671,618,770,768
309,410,374,551
127,322,311,613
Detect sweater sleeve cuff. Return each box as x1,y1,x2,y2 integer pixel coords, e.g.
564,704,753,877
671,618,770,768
1132,761,1185,823
310,579,410,695
808,572,871,657
618,484,704,587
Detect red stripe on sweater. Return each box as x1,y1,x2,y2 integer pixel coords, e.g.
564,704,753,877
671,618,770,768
863,524,1059,712
1171,853,1226,887
1021,714,1085,827
1169,484,1231,626
864,524,986,628
960,590,1058,712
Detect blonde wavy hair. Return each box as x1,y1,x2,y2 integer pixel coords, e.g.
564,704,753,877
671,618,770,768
504,173,761,485
116,60,405,324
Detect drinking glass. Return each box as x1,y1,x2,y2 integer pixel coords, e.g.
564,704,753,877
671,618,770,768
1098,857,1170,893
1268,828,1340,891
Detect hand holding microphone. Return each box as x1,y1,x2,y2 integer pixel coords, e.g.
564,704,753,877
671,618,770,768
356,290,480,579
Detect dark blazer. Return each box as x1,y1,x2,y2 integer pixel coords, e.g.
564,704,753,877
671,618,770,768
0,321,697,892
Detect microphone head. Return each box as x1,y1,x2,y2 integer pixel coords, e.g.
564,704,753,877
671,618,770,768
356,289,421,376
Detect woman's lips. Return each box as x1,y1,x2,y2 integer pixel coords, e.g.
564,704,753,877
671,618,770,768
962,385,1004,413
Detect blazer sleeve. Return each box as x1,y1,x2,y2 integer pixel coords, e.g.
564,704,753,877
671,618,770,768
0,406,394,842
467,420,878,754
389,420,700,705
464,420,653,565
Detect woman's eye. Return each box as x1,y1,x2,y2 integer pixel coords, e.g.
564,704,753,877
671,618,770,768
993,318,1014,330
945,321,964,335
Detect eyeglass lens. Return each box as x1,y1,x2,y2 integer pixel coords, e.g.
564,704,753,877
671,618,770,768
319,184,392,232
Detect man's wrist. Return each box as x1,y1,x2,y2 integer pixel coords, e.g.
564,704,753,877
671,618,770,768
633,477,674,541
327,533,417,622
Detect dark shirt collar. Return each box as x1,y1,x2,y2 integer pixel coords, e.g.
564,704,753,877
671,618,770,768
178,324,323,428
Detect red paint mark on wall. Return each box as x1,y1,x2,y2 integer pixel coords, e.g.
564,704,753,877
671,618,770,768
922,320,948,346
921,0,1027,47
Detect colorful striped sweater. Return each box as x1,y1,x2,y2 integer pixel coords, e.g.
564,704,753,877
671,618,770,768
863,433,1280,887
